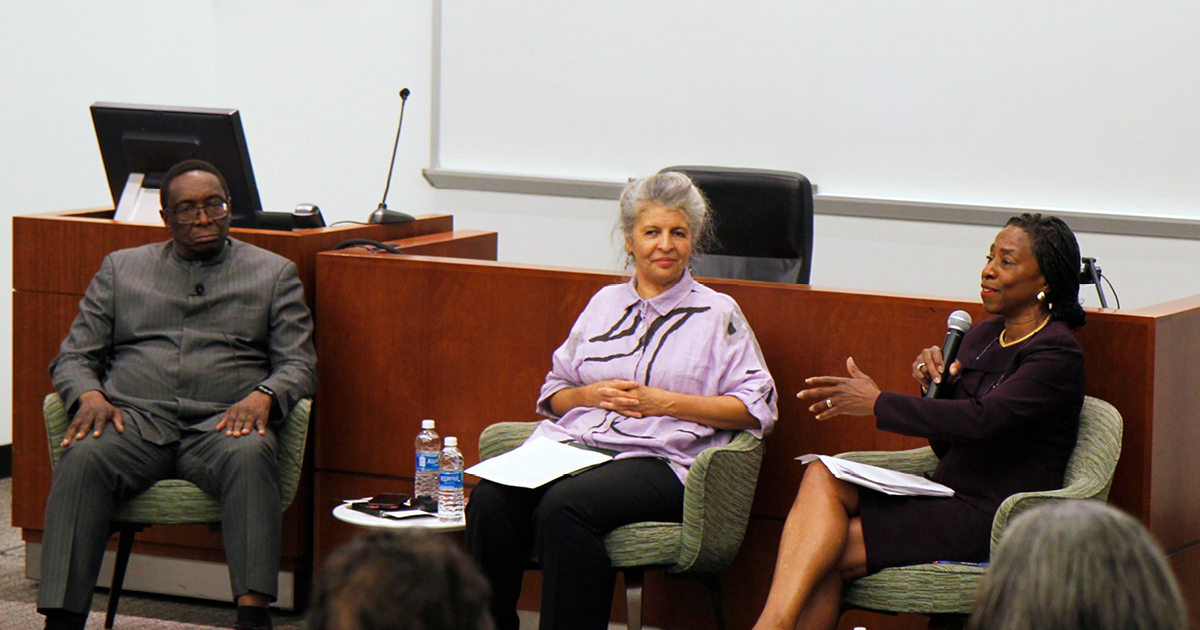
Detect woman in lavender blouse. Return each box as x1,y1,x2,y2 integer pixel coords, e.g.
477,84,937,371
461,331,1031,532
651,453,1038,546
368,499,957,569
466,171,778,630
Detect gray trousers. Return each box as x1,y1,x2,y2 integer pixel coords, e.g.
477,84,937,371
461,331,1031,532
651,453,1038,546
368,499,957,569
37,419,281,613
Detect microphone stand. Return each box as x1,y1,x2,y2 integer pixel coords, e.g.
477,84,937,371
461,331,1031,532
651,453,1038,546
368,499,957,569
370,88,415,224
1080,257,1109,308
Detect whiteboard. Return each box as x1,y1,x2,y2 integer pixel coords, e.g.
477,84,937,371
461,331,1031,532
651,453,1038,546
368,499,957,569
435,1,1200,224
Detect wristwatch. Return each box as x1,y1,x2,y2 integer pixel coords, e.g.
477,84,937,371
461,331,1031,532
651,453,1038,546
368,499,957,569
255,384,276,399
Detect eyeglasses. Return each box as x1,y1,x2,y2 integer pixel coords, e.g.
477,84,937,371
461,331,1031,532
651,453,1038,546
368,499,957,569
169,199,229,224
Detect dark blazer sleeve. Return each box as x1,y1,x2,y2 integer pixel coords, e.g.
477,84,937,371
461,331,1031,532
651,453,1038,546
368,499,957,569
50,255,117,414
874,327,1085,443
258,260,318,420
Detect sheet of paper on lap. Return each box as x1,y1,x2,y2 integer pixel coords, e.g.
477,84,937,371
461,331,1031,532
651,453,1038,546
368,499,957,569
466,436,614,488
797,454,954,497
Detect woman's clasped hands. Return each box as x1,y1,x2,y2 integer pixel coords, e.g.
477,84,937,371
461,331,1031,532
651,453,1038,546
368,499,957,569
588,379,671,418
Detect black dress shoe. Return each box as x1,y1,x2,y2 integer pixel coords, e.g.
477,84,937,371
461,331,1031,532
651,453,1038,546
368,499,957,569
234,603,273,630
42,609,87,630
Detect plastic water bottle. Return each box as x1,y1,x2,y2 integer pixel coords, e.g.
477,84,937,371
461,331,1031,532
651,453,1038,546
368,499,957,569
438,436,465,522
414,419,441,501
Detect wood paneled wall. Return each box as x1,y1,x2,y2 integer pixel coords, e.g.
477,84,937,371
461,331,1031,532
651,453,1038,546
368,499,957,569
313,251,1200,630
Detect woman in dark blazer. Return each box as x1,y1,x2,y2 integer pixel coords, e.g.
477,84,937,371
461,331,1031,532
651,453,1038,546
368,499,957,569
753,213,1089,630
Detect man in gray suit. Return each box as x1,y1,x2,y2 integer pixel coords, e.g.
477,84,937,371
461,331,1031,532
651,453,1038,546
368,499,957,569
38,160,318,630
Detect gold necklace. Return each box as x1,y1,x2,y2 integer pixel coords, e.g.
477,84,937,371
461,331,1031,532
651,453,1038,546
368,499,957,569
999,315,1051,347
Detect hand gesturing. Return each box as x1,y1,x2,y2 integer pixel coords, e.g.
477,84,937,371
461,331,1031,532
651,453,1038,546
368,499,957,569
796,357,881,420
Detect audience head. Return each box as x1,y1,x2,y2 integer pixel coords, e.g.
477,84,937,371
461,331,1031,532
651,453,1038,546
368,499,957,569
307,530,493,630
159,159,232,260
617,172,713,295
968,501,1187,630
1004,213,1086,329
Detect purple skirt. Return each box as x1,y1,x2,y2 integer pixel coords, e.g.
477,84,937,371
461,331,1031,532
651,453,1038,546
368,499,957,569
858,488,995,574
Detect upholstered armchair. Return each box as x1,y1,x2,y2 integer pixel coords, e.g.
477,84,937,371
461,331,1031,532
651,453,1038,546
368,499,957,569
477,421,764,630
839,396,1123,624
43,393,312,629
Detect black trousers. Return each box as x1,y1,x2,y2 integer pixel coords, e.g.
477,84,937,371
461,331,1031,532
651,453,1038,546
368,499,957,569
466,457,685,630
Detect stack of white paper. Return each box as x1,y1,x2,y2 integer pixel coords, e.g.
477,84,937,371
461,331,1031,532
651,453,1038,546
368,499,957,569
466,437,614,488
797,454,954,497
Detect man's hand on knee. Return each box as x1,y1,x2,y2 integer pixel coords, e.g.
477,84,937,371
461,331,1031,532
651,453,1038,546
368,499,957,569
216,390,273,437
63,390,123,446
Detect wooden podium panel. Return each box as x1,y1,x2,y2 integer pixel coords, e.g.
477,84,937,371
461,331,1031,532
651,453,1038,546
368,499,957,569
313,254,616,476
11,209,494,595
12,208,455,301
313,251,1200,629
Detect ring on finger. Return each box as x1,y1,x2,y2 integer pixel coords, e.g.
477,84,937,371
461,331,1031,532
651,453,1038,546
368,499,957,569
826,398,833,409
917,362,926,371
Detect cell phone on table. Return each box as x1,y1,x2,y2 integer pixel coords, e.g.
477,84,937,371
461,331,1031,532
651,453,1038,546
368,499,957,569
364,493,410,510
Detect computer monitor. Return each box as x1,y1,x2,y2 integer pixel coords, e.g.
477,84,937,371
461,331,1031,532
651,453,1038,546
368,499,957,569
92,102,263,228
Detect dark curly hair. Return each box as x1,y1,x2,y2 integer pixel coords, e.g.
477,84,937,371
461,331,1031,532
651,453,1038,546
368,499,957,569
1005,213,1086,330
307,530,493,630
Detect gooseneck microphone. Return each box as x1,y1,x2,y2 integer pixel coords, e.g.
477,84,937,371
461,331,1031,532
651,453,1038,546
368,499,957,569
924,310,972,399
369,88,416,224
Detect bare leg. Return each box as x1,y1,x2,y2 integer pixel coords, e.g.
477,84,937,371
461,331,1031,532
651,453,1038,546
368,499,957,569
753,462,867,630
792,571,842,630
791,519,868,630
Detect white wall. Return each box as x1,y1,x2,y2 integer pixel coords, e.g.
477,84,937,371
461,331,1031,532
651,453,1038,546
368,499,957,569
0,1,217,449
435,1,1200,222
2,1,1196,448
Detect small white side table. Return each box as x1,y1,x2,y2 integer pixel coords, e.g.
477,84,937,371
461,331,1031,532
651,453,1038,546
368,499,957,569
332,503,466,532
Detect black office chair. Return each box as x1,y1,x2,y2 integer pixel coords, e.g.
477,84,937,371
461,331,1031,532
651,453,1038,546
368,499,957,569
660,166,814,284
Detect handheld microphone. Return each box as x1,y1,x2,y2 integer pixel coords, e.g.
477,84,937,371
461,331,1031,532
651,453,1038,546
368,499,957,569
924,310,972,399
369,88,416,224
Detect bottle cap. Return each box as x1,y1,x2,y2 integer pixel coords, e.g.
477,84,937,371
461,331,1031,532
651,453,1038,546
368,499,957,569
444,436,457,447
421,419,435,429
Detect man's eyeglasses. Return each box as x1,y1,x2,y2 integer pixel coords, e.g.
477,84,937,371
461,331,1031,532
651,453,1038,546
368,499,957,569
169,199,229,224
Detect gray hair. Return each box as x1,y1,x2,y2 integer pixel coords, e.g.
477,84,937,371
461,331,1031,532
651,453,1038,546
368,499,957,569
968,501,1187,630
617,172,714,258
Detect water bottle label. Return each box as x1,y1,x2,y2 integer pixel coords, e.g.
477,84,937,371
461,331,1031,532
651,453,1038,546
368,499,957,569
439,471,463,489
417,452,439,471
